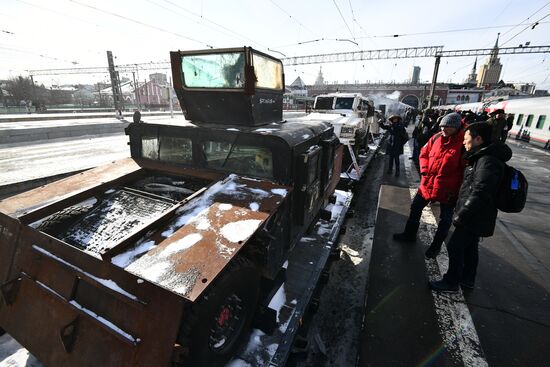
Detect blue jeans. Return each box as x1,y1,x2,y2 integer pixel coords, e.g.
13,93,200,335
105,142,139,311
409,191,454,243
443,226,480,285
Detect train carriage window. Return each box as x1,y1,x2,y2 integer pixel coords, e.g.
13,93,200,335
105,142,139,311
536,115,546,129
516,114,523,125
525,114,534,127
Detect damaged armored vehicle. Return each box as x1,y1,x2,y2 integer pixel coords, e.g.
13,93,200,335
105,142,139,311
311,92,375,156
0,47,343,366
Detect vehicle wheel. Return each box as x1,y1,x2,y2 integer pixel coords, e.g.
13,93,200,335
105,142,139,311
36,204,94,237
0,327,5,336
178,256,260,367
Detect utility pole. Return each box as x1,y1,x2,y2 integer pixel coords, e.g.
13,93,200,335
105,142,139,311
30,75,36,112
169,76,173,118
132,71,140,110
427,56,441,109
144,79,149,110
106,51,123,112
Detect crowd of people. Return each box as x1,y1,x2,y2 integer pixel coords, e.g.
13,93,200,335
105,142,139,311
381,107,513,293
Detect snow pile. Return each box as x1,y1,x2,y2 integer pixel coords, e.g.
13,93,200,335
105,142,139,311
111,240,156,268
160,233,203,258
0,334,41,367
220,219,262,243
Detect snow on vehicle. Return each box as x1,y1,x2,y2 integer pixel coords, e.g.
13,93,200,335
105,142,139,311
0,47,350,367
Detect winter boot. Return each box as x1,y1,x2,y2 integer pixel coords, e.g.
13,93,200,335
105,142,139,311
425,231,446,259
393,220,419,242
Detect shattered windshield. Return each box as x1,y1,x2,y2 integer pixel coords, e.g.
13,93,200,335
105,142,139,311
315,97,334,110
335,97,354,110
181,52,245,88
202,140,273,178
141,136,193,164
252,52,283,90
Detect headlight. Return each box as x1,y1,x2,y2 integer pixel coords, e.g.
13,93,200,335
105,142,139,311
340,126,355,135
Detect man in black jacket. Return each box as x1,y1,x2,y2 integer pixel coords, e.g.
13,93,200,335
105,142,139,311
429,122,512,292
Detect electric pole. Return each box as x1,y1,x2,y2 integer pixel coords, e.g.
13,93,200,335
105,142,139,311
106,51,123,112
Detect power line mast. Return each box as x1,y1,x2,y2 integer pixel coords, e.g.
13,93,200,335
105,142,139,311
106,51,124,111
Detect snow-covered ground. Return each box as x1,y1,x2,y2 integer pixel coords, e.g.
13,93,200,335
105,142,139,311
0,135,129,186
0,334,41,367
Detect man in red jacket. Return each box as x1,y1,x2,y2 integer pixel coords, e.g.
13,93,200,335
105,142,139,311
394,112,466,258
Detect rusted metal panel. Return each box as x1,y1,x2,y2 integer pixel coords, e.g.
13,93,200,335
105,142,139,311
0,214,21,283
0,158,143,222
136,158,225,182
326,145,344,197
123,175,291,302
0,216,185,367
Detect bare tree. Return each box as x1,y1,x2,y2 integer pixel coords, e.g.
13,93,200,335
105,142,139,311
4,76,34,104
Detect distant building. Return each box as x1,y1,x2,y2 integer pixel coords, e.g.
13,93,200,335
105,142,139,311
447,89,483,104
482,86,528,102
149,73,168,85
410,66,421,85
513,83,536,95
465,58,478,84
283,76,312,110
315,66,325,85
477,34,503,88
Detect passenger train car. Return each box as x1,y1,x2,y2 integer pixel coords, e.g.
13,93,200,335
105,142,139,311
441,96,550,149
485,97,550,148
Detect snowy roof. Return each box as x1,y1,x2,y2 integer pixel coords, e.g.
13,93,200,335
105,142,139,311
289,77,306,89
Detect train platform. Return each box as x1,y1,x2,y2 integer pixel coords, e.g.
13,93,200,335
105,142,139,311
359,139,550,366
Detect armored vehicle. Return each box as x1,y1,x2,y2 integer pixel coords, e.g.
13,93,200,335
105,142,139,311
0,47,345,366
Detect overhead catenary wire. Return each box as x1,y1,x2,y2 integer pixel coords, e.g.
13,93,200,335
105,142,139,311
268,0,317,37
68,0,214,48
332,0,355,41
499,1,550,39
155,0,268,49
501,13,550,46
0,44,78,65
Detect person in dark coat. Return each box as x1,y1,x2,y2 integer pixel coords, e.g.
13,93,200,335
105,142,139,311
412,111,435,163
486,109,507,143
394,113,466,258
381,115,408,176
429,122,513,292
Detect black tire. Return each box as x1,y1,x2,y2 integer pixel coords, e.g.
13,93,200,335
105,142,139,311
179,257,260,367
0,327,5,336
36,205,93,237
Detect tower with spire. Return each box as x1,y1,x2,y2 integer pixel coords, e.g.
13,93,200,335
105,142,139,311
465,57,478,84
315,66,325,85
476,33,503,87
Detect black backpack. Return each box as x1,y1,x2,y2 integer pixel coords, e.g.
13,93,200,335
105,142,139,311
497,164,528,213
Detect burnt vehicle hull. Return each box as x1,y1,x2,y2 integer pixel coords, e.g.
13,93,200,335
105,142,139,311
0,47,345,366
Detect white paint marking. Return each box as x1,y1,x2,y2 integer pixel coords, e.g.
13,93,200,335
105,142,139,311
403,143,488,366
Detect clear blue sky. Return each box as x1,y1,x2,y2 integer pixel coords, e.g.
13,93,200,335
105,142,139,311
1,0,549,90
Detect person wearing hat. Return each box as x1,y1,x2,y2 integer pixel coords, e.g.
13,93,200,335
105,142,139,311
381,114,408,176
487,109,507,143
394,112,467,258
